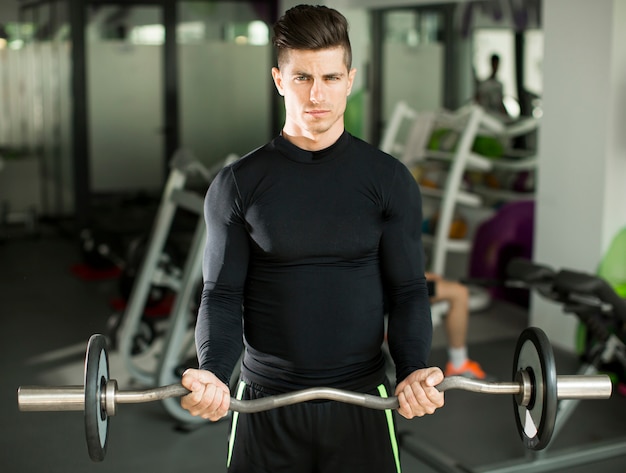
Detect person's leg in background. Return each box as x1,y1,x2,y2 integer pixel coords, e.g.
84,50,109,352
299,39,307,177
426,273,487,379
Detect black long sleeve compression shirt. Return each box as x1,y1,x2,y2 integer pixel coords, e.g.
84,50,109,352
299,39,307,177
195,131,432,392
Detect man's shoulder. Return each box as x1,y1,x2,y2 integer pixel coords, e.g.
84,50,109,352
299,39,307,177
229,139,279,170
349,133,397,162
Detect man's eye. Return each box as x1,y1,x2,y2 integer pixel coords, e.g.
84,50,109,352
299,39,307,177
295,76,309,81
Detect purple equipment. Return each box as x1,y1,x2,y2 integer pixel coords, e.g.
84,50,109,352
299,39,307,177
469,200,535,307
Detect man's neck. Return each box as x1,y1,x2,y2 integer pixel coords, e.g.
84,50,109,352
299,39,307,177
281,124,345,151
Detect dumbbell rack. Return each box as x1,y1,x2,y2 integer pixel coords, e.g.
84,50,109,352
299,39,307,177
116,149,228,424
380,103,538,314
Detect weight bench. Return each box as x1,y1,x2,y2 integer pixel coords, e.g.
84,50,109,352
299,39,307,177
553,269,626,326
506,258,555,286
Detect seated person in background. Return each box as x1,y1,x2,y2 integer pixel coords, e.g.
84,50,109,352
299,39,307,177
475,53,511,121
426,272,487,379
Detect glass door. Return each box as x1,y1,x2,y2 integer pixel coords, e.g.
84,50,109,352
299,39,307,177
86,3,166,194
370,6,450,146
176,1,274,170
381,9,445,123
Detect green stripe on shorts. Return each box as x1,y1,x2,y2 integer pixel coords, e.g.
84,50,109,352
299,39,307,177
377,384,402,473
226,381,247,468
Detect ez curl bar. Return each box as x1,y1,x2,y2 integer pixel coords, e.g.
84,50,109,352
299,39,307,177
17,327,612,462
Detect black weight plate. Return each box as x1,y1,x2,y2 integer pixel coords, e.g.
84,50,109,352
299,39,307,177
84,334,110,462
512,327,558,450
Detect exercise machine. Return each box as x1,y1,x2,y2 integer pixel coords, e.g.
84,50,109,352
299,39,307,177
115,149,236,424
400,258,626,473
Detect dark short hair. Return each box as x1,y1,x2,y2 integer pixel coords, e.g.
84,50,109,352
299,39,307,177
272,4,352,69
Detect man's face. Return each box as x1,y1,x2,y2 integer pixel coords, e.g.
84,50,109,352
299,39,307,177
272,47,356,145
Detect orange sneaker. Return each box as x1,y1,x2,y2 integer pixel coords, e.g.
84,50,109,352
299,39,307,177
445,359,487,379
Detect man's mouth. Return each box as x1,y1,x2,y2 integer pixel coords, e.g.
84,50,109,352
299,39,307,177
306,109,330,117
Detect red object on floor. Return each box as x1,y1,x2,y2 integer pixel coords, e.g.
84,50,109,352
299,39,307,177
71,263,122,281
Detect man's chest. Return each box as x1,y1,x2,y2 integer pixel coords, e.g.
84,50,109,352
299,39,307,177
242,176,384,262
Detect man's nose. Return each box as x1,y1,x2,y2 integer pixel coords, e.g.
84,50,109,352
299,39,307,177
309,80,324,104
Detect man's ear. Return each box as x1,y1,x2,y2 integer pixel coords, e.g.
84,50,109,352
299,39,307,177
272,67,284,96
347,67,357,96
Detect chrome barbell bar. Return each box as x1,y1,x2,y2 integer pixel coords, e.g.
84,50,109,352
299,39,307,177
18,374,612,415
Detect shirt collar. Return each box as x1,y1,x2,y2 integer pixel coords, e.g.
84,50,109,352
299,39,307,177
274,131,351,164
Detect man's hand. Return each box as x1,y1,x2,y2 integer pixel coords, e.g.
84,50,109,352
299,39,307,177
180,369,231,421
395,367,445,419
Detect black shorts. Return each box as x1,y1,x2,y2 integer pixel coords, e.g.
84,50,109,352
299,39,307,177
226,379,402,473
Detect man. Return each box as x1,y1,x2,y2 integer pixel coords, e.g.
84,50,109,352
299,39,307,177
181,5,444,472
475,53,510,119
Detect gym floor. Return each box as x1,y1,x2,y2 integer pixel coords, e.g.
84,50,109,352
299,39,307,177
2,224,626,473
